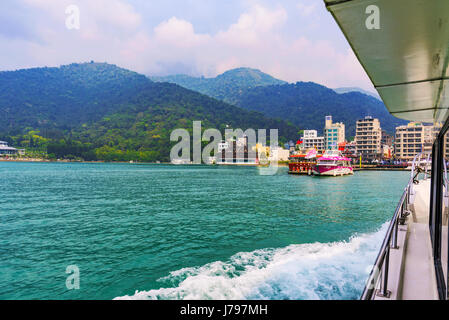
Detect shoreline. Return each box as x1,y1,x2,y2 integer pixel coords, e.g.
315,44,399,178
0,158,163,164
0,159,407,171
0,158,291,167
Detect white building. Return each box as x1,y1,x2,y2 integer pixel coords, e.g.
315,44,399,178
0,141,18,155
301,130,325,151
217,137,257,165
324,116,345,150
268,147,290,161
218,142,229,151
394,122,442,161
355,116,382,159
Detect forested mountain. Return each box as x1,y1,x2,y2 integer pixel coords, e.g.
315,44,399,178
150,67,287,105
151,69,405,136
333,87,381,100
232,82,406,136
0,62,149,134
77,81,299,162
0,63,299,161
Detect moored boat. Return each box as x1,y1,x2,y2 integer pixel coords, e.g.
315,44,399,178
288,148,322,175
312,150,353,176
288,154,319,175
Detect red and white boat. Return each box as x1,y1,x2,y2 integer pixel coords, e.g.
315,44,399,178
288,148,322,175
312,150,353,176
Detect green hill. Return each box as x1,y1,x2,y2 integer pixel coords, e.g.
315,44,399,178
150,67,287,105
0,62,149,134
233,82,406,136
333,87,381,100
151,69,405,136
0,63,299,161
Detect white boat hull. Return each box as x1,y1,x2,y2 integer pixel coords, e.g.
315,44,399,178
313,166,353,176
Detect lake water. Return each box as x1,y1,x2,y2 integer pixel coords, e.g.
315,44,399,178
0,162,410,300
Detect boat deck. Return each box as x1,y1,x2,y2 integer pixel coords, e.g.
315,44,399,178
374,179,448,300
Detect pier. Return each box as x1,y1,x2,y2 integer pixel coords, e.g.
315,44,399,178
353,167,409,172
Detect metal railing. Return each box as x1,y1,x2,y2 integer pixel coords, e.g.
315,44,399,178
443,158,449,190
424,153,431,180
443,159,449,227
361,153,425,300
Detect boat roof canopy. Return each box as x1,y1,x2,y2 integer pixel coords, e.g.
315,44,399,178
324,0,449,123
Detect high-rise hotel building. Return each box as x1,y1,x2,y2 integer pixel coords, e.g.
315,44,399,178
394,122,442,161
324,116,345,150
355,116,382,159
301,130,325,151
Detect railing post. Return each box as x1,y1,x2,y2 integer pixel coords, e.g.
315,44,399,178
406,185,410,214
383,246,390,297
399,193,407,225
377,246,391,298
425,153,431,180
392,218,399,249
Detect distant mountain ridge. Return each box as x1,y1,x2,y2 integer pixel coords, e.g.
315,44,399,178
232,82,406,136
151,68,405,136
333,87,381,100
150,67,287,105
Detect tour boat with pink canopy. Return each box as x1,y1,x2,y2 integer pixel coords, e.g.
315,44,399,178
312,150,353,176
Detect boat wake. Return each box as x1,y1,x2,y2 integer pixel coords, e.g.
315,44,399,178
114,223,388,300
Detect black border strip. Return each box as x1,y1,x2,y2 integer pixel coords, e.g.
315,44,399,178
376,77,449,89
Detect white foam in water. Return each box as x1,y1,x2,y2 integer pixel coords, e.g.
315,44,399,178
114,223,388,300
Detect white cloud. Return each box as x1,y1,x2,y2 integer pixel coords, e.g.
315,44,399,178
22,0,141,28
154,17,210,48
216,4,287,46
1,1,373,90
87,0,141,30
297,1,317,16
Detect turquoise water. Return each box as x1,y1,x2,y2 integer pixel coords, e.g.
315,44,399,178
0,162,409,300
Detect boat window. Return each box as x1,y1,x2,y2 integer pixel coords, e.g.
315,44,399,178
319,160,336,165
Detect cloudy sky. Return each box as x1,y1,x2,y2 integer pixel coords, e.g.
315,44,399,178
0,0,374,90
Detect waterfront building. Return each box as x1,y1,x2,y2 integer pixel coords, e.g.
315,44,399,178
343,141,357,156
268,147,290,162
394,122,442,161
218,142,229,151
339,141,358,164
254,143,270,159
324,116,345,150
217,136,257,164
355,116,382,160
381,130,394,147
301,130,325,152
286,140,296,153
0,141,18,155
383,145,393,159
